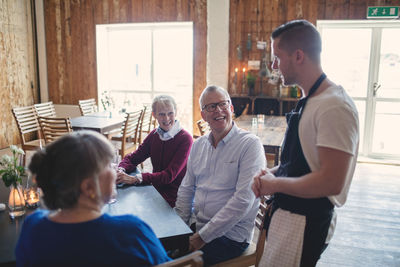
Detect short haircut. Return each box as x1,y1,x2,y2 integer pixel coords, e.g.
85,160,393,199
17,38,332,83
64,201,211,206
28,131,114,210
271,20,321,62
152,95,177,113
199,85,231,109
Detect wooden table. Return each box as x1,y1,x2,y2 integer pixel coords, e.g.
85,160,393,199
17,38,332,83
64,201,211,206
235,115,287,166
0,185,192,265
0,209,28,265
103,185,192,254
70,112,125,134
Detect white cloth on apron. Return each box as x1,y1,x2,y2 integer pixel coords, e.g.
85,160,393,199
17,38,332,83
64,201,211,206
259,208,306,267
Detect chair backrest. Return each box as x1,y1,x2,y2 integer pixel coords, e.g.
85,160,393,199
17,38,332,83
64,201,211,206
78,98,97,116
38,116,73,143
254,196,269,265
138,105,155,143
154,251,203,267
196,119,210,136
142,105,154,133
34,102,57,117
241,103,249,116
12,106,42,146
120,109,143,155
210,197,269,267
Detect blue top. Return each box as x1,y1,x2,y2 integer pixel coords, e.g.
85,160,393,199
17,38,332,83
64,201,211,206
16,210,170,267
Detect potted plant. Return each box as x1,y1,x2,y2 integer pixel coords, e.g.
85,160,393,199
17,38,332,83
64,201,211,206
0,145,26,218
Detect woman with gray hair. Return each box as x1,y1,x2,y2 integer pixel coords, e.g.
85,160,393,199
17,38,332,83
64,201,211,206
117,95,193,207
16,131,170,266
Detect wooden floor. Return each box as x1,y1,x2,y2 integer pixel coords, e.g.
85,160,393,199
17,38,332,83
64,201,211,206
318,162,400,267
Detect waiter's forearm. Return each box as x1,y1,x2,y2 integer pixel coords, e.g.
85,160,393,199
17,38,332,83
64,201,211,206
266,147,352,198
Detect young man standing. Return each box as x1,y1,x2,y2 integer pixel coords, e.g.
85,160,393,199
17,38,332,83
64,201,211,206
252,20,359,266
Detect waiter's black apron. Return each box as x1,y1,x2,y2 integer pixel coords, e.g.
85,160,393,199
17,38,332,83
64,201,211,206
265,73,334,267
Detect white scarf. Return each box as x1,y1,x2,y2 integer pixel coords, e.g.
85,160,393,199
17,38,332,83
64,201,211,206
156,120,182,141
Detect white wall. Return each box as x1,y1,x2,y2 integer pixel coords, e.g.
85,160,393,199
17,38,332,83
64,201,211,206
207,0,229,90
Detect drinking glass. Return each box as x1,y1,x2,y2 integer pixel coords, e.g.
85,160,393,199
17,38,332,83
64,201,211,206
108,163,118,204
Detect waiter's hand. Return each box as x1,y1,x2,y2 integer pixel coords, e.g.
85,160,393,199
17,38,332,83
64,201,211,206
116,171,140,185
189,233,206,251
252,169,275,197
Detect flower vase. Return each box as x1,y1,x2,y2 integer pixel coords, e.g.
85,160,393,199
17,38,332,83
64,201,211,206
8,184,26,218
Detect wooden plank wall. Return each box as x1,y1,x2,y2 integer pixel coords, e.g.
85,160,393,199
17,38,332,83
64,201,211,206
43,0,208,131
0,0,38,149
228,0,400,96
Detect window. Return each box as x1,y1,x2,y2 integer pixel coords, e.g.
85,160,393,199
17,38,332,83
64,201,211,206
96,22,193,133
318,20,400,159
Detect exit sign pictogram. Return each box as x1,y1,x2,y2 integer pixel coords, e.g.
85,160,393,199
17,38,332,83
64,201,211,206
367,6,399,18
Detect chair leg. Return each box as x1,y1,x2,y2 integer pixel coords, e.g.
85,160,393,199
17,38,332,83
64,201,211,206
22,153,26,167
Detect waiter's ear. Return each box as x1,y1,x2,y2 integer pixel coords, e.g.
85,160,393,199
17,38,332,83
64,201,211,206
294,49,305,64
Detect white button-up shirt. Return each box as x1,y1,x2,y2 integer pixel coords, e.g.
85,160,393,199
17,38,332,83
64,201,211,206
175,123,265,243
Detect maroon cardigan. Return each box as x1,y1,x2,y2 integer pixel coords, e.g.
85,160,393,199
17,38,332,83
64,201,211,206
118,129,193,207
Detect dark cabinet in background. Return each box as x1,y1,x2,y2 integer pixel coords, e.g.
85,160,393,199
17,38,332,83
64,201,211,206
231,96,298,116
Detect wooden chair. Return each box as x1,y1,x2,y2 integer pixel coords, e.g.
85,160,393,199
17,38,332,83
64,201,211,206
138,105,156,144
34,101,57,117
111,109,143,158
211,196,269,267
38,116,73,143
78,98,98,116
154,251,203,267
12,106,45,164
241,103,249,116
196,119,210,136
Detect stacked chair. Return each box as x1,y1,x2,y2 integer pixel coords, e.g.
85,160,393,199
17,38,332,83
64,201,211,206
33,101,57,117
11,106,45,164
78,98,98,116
12,102,72,150
38,116,73,143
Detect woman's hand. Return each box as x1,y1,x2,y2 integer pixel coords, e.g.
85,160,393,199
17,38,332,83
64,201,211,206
116,171,140,185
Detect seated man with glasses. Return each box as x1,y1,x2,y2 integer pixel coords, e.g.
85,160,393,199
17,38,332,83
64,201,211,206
175,85,265,266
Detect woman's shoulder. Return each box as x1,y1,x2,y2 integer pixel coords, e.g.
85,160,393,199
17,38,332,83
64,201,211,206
102,214,161,246
102,214,154,232
21,210,50,232
25,209,50,223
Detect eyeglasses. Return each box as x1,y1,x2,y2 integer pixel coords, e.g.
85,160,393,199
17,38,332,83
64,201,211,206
202,100,231,112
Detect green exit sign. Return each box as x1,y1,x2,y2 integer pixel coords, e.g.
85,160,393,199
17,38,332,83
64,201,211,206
367,6,399,18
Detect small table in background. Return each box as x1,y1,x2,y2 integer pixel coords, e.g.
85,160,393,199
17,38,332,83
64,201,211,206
70,112,125,134
235,115,287,167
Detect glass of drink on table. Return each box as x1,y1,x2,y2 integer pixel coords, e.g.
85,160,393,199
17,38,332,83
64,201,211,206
108,162,118,204
108,150,120,204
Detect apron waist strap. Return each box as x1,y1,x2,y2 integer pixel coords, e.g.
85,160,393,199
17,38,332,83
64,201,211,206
274,193,334,216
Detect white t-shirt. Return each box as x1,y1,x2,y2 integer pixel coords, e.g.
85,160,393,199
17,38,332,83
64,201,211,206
299,84,359,207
